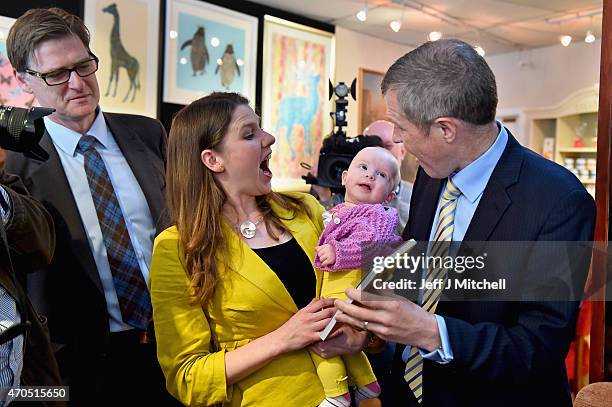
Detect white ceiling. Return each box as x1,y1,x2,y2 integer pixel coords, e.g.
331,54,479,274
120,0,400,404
249,0,603,55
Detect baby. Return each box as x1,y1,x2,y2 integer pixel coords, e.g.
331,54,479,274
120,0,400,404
312,146,403,407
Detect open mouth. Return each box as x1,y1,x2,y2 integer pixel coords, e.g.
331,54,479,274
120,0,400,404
358,183,372,191
260,152,272,177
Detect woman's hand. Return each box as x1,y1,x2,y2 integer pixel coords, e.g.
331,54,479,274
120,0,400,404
270,298,336,354
225,297,335,385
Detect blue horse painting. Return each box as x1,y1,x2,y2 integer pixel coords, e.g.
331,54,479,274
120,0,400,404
275,74,321,159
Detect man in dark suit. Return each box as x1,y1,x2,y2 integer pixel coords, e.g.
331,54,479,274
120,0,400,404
0,170,63,405
333,39,596,406
4,8,175,405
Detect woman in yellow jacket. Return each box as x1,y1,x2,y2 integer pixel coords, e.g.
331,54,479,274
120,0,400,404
149,92,339,406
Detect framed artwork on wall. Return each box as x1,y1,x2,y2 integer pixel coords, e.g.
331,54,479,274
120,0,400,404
0,15,36,108
84,0,160,118
262,15,334,192
0,15,36,166
163,0,258,105
358,68,386,134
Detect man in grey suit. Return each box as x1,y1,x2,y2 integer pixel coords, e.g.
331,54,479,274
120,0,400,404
4,8,176,405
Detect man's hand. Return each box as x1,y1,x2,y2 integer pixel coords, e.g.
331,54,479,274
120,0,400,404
316,244,336,267
334,288,442,352
309,324,368,358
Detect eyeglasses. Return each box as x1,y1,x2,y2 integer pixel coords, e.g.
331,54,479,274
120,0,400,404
25,54,99,86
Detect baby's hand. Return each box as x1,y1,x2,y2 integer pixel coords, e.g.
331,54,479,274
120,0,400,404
316,244,336,267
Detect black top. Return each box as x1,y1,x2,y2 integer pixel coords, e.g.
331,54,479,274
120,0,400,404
252,238,316,310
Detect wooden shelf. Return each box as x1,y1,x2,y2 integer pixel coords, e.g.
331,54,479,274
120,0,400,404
558,147,597,153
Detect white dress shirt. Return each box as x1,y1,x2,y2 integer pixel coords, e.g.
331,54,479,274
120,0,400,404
403,122,509,364
44,112,155,331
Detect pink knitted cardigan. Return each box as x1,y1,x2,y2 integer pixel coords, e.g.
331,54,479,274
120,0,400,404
314,203,402,271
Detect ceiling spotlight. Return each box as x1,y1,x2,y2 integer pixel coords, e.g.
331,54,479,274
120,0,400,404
585,31,596,43
474,45,485,57
560,35,572,47
428,31,442,41
356,4,368,22
390,20,402,32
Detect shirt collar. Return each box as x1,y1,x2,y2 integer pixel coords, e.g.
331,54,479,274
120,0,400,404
451,121,508,203
44,108,108,156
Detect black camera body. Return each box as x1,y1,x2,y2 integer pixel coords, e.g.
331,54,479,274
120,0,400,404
0,106,54,160
306,80,382,191
316,133,382,189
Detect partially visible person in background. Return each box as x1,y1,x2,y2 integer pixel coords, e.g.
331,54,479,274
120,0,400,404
0,170,63,406
363,120,413,227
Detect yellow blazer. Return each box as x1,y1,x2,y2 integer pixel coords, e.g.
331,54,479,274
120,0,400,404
150,193,327,406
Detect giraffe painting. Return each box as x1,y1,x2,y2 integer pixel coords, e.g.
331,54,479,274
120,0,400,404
102,3,140,103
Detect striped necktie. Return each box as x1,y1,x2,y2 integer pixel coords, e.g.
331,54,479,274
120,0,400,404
77,135,152,330
404,177,461,403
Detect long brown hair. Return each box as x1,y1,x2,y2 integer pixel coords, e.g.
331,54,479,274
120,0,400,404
166,92,310,305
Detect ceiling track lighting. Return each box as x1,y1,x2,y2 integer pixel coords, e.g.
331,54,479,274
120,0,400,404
585,31,596,43
390,7,404,32
584,17,596,44
559,35,572,47
356,2,368,22
546,8,602,25
428,31,442,41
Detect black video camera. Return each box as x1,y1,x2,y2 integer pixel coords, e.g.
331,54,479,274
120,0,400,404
0,106,54,160
303,80,382,192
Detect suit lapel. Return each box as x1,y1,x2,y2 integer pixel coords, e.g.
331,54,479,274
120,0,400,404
407,131,523,244
30,133,103,292
403,169,444,241
462,179,511,242
224,223,298,314
223,203,321,314
463,133,523,242
103,113,166,231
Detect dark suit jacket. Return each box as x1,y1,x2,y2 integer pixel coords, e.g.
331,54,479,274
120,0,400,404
390,131,596,406
4,112,167,377
0,170,63,405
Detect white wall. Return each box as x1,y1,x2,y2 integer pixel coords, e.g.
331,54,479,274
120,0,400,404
333,27,601,148
486,39,601,111
334,26,412,137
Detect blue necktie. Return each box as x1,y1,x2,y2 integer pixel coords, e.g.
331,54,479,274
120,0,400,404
77,135,152,330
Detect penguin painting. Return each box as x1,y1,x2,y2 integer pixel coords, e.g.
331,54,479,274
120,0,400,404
181,26,209,75
215,44,241,89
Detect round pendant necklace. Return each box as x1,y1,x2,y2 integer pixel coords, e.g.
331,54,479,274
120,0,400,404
237,216,263,239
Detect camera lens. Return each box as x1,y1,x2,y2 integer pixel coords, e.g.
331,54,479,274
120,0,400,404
0,106,54,160
0,106,29,143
